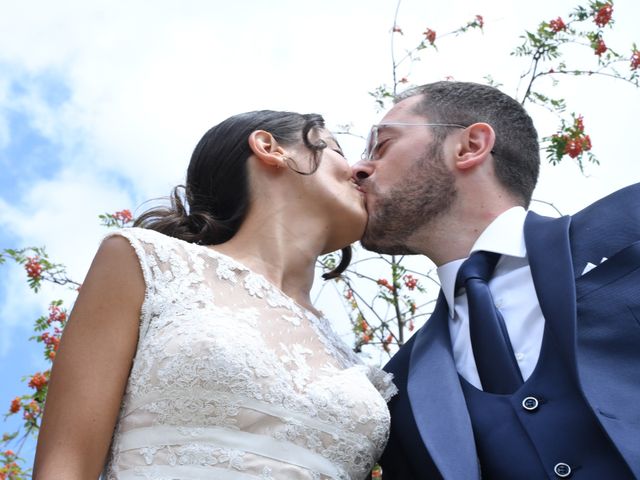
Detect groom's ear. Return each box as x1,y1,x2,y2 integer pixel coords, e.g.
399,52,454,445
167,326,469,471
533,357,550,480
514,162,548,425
453,123,495,172
248,130,287,169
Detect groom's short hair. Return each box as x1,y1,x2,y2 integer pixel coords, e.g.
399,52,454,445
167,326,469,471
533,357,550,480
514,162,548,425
396,81,540,207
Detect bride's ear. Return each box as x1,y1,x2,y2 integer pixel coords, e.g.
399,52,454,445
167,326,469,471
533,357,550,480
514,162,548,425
248,130,287,169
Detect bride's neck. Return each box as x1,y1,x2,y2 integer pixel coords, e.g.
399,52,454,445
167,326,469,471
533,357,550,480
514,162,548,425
212,222,323,313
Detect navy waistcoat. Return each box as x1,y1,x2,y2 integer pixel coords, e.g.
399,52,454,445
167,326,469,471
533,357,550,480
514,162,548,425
460,324,633,479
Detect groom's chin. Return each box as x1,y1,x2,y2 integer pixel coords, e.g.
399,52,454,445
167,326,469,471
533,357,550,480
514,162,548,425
360,232,414,256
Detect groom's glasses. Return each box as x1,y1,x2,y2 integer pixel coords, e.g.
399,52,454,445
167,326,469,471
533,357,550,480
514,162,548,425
362,122,467,161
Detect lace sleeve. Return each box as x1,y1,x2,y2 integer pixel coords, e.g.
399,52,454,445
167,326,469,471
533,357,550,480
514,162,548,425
363,365,398,402
102,228,155,339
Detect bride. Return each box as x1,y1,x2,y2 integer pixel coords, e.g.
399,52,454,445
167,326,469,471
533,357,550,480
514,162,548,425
33,110,395,479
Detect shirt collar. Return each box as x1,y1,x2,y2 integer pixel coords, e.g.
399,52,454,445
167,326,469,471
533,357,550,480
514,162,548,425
436,206,528,312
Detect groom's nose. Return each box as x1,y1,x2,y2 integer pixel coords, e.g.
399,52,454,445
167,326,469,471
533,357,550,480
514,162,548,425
351,161,373,183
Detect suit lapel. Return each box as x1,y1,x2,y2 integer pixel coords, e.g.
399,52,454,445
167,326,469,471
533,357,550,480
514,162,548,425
408,292,480,480
524,212,578,377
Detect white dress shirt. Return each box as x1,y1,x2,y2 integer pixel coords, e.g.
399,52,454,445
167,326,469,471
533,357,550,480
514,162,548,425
437,207,545,390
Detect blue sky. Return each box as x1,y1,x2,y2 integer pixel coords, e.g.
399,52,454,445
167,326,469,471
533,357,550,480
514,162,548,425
1,0,639,468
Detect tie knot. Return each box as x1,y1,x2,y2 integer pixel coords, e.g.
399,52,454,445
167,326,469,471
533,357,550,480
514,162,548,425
455,251,501,290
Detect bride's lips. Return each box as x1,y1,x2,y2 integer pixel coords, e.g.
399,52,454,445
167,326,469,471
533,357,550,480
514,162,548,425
349,179,366,195
352,184,369,211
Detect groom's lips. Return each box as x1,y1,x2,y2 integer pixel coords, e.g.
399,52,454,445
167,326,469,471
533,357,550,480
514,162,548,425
355,186,371,211
354,185,368,204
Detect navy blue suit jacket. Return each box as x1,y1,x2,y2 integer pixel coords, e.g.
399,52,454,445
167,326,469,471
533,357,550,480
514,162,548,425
380,183,640,479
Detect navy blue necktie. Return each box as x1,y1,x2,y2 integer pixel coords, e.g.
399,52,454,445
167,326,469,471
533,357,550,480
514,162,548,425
456,251,523,394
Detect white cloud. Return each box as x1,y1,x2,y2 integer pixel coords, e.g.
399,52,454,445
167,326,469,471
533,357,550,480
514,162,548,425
0,168,133,279
0,0,639,360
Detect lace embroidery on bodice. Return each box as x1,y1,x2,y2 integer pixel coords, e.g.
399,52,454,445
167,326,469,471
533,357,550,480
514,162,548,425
102,228,396,480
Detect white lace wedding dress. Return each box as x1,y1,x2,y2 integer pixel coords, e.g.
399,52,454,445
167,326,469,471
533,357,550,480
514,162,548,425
102,228,396,480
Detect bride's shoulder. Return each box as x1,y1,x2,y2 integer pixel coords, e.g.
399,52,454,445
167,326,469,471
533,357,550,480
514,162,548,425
105,226,177,246
105,227,196,256
102,228,207,279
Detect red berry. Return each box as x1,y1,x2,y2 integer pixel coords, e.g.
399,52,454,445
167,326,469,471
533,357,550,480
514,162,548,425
594,3,613,27
113,209,133,223
631,49,640,70
28,373,48,390
564,139,582,158
25,257,42,280
549,17,566,33
594,38,607,56
403,274,418,290
423,28,436,44
9,398,20,414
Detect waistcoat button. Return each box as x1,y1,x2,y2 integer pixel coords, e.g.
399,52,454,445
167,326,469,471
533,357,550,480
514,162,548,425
522,396,539,411
554,462,572,478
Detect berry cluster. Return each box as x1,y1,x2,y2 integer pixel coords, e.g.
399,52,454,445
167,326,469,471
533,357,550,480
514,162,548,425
8,399,20,415
1,449,21,480
593,2,613,28
631,48,640,70
549,17,567,33
403,274,418,291
548,114,593,162
40,332,60,360
593,37,607,56
113,209,133,223
40,303,67,360
382,334,394,352
21,401,40,422
48,304,67,325
24,256,42,280
423,28,436,45
377,278,396,293
358,318,372,344
27,372,48,391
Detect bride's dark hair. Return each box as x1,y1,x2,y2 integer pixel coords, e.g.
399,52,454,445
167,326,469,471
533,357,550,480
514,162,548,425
134,110,351,280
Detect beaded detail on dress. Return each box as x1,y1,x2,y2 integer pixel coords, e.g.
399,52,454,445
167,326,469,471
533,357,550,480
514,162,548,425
102,228,395,480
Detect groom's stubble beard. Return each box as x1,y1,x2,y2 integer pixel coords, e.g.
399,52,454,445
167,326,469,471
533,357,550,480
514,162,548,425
360,139,456,255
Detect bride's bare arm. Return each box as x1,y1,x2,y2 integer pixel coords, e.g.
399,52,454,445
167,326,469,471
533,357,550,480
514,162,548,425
33,235,145,479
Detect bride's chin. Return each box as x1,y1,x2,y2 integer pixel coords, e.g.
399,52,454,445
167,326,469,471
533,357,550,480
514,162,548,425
342,216,368,247
321,221,366,254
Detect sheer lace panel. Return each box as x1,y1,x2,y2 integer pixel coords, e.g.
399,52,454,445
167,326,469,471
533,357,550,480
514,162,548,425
102,228,395,480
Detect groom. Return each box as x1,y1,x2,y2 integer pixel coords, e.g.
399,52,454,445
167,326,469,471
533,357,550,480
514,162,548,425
352,81,640,479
